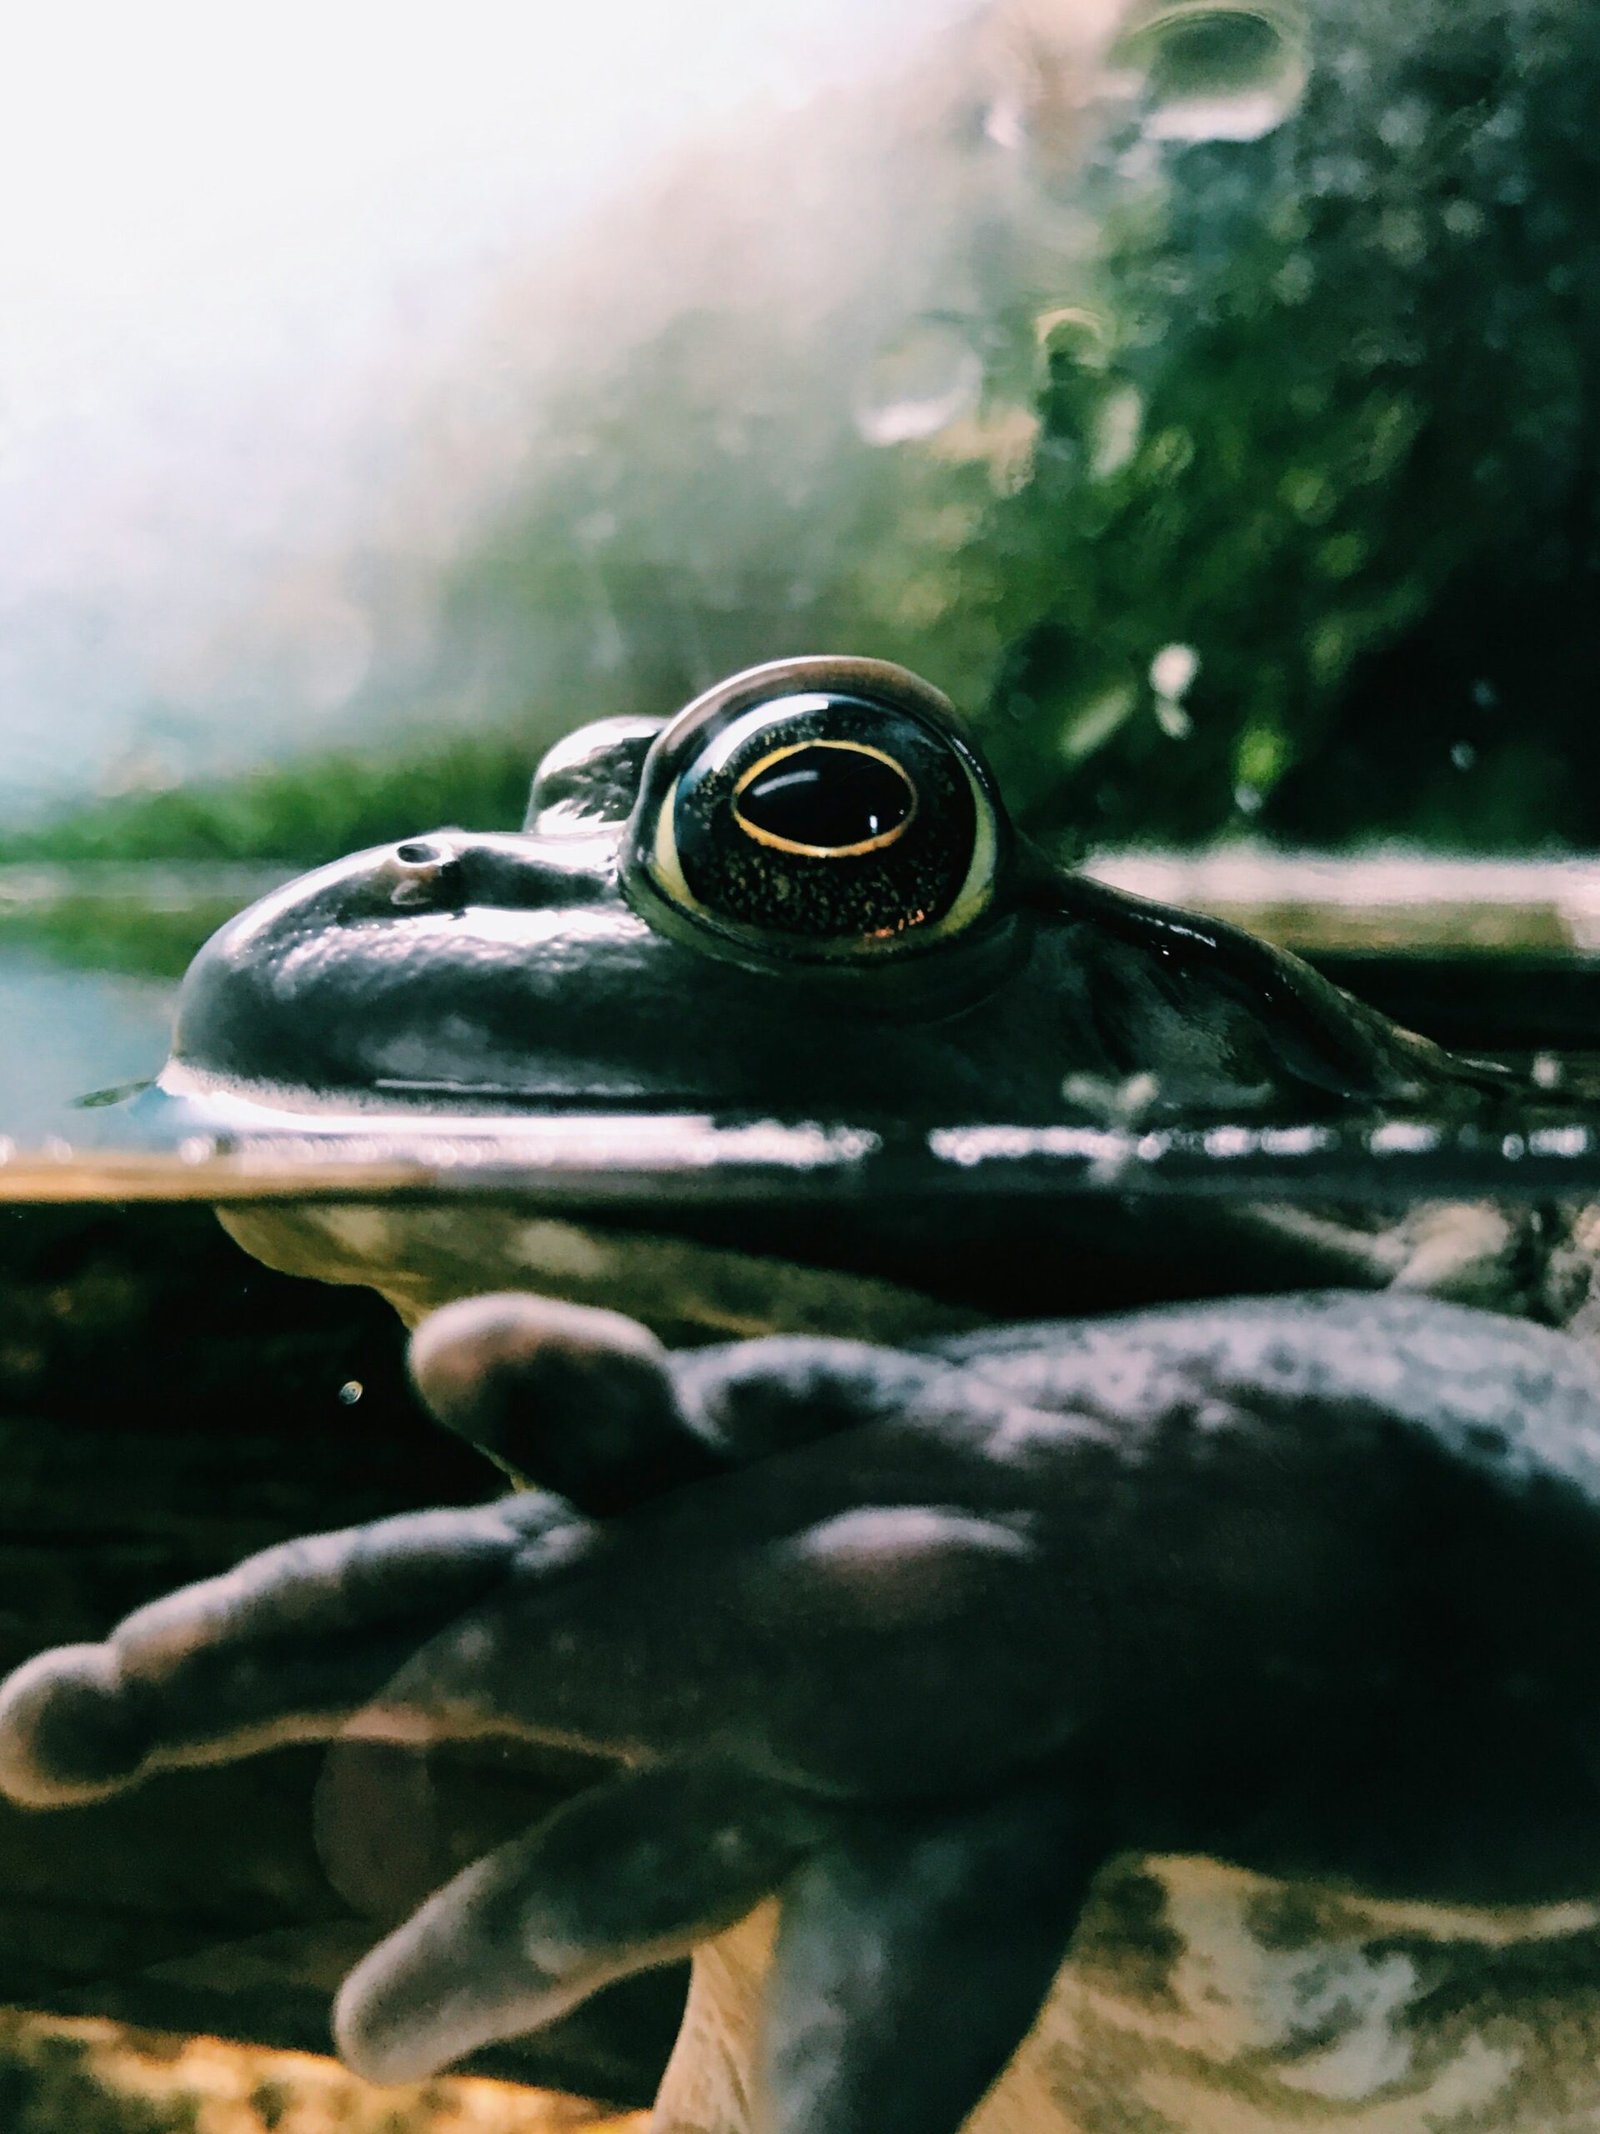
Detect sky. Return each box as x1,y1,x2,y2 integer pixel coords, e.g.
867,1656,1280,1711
0,0,959,817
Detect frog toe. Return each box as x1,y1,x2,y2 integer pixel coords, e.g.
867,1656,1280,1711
334,1756,826,2084
763,1783,1100,2134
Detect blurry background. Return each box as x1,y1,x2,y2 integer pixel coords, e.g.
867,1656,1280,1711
1,0,1598,1106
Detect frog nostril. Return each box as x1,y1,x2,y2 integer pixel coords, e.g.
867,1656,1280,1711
386,841,465,910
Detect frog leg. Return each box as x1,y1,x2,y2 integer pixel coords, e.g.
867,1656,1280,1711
407,1294,970,1508
763,1784,1099,2134
333,1756,829,2084
0,1435,1054,1810
0,1492,590,1807
410,1291,732,1508
1214,1199,1540,1309
333,1755,1098,2134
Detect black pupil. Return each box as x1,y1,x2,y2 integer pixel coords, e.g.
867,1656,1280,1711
737,745,914,850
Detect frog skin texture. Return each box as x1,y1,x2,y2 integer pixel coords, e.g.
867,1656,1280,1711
149,656,1567,1342
5,1288,1600,2134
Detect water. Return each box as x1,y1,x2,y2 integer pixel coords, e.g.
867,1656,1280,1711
0,950,175,1147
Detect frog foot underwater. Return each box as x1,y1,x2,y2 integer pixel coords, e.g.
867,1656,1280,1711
649,1865,1600,2134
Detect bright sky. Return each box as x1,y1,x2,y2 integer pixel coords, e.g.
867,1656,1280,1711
0,0,956,810
0,0,949,395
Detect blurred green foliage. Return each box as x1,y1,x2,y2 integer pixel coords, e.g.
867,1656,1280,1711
0,896,254,981
976,0,1600,852
0,737,532,869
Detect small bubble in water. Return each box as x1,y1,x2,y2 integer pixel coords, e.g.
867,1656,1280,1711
1450,741,1477,771
1234,783,1264,814
338,1380,364,1406
854,320,984,447
1533,1052,1565,1090
1471,678,1498,710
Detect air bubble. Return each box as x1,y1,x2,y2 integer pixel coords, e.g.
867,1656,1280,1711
339,1380,364,1406
854,320,984,447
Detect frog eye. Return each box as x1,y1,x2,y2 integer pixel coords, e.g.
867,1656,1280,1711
626,659,1005,962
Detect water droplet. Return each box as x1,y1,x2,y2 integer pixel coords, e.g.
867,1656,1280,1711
1234,783,1264,814
339,1380,364,1406
1532,1052,1565,1091
984,97,1025,150
1034,305,1113,374
1149,643,1200,699
1154,698,1193,739
1115,0,1309,144
1061,683,1138,763
1090,384,1144,478
1450,741,1477,772
854,321,984,447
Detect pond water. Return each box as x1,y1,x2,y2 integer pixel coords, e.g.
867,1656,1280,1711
0,951,175,1149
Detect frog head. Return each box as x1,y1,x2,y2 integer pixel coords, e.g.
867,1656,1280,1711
161,655,1448,1132
160,658,1052,1123
147,656,1481,1338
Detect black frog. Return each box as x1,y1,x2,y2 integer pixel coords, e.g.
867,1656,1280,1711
18,661,1598,2133
146,656,1544,1343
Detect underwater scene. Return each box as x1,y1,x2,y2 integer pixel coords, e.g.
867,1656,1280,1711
4,0,1600,2128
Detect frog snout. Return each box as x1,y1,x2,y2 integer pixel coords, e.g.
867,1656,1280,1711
339,832,613,922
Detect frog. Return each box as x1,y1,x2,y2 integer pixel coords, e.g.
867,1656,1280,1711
9,1285,1600,2134
66,656,1600,2132
142,654,1570,1348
